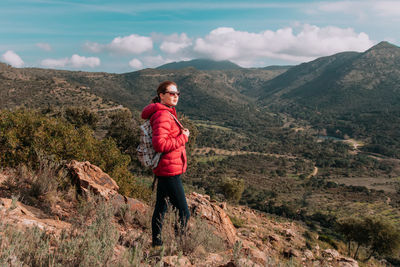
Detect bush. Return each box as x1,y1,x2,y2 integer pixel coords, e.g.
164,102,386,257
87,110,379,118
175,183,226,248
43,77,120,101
64,106,98,129
229,215,245,228
220,178,245,204
0,109,150,200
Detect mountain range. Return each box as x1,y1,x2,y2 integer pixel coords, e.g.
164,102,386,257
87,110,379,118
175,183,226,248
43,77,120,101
259,41,400,113
1,41,400,156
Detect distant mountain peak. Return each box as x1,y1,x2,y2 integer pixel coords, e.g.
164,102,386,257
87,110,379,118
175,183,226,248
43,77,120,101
156,59,242,70
367,41,399,51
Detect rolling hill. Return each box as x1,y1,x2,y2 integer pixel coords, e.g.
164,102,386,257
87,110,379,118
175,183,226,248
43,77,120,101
258,41,400,157
1,42,400,157
260,41,400,112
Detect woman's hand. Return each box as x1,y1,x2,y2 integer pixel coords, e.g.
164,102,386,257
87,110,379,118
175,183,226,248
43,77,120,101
182,128,190,138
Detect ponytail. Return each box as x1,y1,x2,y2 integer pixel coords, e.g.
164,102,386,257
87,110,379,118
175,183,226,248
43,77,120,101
151,96,161,103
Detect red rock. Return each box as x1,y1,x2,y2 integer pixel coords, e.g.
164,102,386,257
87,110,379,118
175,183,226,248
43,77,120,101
67,160,119,200
111,194,148,214
187,192,237,247
0,197,70,234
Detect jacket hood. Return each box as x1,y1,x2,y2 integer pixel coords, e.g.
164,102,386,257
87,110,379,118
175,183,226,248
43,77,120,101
141,103,177,120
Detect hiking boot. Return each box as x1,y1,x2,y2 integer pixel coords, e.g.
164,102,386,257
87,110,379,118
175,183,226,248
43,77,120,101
149,245,164,257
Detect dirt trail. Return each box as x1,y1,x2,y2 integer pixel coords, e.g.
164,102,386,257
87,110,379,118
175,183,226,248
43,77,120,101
193,147,297,159
308,167,318,178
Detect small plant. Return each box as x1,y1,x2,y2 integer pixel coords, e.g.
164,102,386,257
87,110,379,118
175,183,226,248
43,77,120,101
232,240,243,264
161,205,225,257
10,195,19,210
229,215,245,228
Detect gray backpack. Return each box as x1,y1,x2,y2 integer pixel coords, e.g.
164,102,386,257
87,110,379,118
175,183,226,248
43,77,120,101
136,112,183,169
136,119,162,169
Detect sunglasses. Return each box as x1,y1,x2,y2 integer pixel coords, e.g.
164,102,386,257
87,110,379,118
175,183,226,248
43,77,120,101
164,91,180,96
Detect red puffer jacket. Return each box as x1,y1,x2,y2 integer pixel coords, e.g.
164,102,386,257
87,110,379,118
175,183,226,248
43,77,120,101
141,103,188,177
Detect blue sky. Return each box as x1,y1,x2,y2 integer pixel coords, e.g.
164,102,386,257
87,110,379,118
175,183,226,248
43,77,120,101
1,0,399,73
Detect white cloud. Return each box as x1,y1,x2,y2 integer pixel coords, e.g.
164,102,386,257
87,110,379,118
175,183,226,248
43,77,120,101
2,50,24,67
85,34,153,54
193,25,374,64
70,54,100,67
41,58,69,68
109,34,153,54
41,54,100,68
129,58,143,69
36,42,52,51
160,33,192,54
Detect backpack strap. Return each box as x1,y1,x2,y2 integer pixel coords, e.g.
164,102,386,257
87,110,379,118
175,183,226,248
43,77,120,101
168,112,184,129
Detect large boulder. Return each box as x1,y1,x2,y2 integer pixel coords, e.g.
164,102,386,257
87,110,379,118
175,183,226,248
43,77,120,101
66,160,119,200
66,160,148,214
187,192,237,247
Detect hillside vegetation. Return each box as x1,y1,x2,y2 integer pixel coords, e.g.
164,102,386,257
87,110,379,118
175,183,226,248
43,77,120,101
1,42,400,264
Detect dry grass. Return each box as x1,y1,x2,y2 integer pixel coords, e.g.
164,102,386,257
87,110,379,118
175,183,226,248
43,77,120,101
0,195,118,266
1,157,72,214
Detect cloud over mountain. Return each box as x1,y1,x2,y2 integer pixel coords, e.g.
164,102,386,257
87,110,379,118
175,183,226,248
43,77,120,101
160,33,192,54
1,50,24,67
41,54,100,68
85,34,153,54
83,24,374,69
129,58,143,69
193,25,374,66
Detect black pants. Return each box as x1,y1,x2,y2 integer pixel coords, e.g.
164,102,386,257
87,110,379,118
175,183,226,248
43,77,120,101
152,174,190,246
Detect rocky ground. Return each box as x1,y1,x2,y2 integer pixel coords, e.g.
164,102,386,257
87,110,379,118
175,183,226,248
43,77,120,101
0,161,364,266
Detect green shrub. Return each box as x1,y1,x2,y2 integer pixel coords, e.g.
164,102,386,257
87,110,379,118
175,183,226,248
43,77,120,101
229,215,245,228
0,109,150,200
220,177,245,204
64,106,98,129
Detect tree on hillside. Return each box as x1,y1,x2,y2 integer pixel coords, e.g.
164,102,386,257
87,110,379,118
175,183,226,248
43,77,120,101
337,217,400,261
220,177,245,204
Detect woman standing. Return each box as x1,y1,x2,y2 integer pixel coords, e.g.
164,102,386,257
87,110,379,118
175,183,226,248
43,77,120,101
141,81,190,247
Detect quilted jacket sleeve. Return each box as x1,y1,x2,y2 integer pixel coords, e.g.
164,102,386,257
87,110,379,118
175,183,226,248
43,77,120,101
151,110,188,153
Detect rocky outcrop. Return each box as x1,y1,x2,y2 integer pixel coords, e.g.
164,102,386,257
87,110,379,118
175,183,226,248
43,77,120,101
187,192,237,247
66,160,119,200
0,197,70,234
66,160,147,213
322,249,359,267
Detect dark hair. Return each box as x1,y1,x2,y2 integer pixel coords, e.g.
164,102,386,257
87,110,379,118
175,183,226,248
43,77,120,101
151,81,177,103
